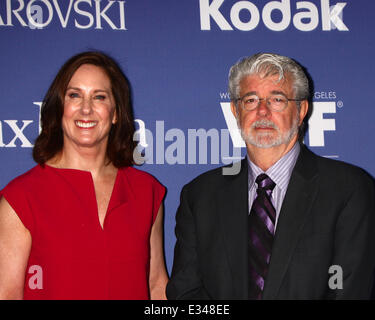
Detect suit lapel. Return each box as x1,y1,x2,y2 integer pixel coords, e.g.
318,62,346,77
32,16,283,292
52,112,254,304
217,159,249,299
262,146,319,299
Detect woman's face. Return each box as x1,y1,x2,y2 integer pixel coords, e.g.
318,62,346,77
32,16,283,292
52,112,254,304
62,64,117,153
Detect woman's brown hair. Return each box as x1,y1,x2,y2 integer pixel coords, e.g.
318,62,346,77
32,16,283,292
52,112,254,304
33,51,136,168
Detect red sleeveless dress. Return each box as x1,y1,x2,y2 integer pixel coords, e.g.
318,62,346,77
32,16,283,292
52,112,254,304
0,164,165,300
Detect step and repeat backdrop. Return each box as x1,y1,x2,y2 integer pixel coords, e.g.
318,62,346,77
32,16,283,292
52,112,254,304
0,0,374,274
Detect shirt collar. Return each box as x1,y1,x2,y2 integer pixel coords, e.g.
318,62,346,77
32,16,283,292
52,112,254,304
247,142,300,191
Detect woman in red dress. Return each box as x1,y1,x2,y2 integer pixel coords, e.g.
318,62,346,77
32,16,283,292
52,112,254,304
0,52,168,299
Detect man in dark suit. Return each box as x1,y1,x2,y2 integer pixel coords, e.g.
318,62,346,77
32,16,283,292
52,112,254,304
166,53,375,299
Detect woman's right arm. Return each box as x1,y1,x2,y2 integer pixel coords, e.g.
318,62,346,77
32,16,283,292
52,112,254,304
0,197,32,299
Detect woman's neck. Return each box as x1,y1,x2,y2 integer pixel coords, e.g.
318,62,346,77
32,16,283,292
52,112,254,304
46,145,116,179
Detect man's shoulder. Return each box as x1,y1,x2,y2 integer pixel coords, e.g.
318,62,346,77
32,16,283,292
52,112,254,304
301,146,373,186
183,159,246,193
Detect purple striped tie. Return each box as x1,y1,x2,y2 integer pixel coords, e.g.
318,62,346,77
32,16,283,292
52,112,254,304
248,173,276,300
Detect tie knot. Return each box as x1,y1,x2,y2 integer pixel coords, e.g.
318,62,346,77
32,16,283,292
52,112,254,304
255,173,276,191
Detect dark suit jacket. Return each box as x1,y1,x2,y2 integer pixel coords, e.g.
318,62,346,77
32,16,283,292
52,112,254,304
166,145,375,299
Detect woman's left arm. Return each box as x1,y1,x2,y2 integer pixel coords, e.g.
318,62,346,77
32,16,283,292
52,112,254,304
149,204,169,300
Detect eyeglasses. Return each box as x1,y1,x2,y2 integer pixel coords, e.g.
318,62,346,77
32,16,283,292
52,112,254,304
236,93,302,112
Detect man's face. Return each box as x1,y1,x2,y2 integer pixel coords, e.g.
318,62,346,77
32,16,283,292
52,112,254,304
231,73,308,150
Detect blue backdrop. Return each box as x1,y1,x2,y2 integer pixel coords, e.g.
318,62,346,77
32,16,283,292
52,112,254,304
0,0,374,274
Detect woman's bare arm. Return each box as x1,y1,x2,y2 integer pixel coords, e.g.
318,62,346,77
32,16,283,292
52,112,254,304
0,197,31,299
149,204,169,300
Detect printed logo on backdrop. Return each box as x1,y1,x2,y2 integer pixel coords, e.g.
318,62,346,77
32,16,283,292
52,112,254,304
219,90,343,158
0,0,126,30
133,121,242,166
200,0,348,31
0,91,343,164
0,93,342,162
0,102,242,168
0,102,41,148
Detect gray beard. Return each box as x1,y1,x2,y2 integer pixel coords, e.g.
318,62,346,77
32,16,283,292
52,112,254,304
238,117,299,149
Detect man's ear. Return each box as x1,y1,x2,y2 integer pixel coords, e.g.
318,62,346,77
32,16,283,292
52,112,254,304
230,101,238,119
298,100,309,126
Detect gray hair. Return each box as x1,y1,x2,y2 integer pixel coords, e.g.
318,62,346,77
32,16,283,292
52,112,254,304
228,53,310,105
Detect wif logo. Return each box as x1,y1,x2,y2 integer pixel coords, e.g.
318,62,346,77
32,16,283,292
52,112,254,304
200,0,348,32
220,91,341,148
308,101,336,147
